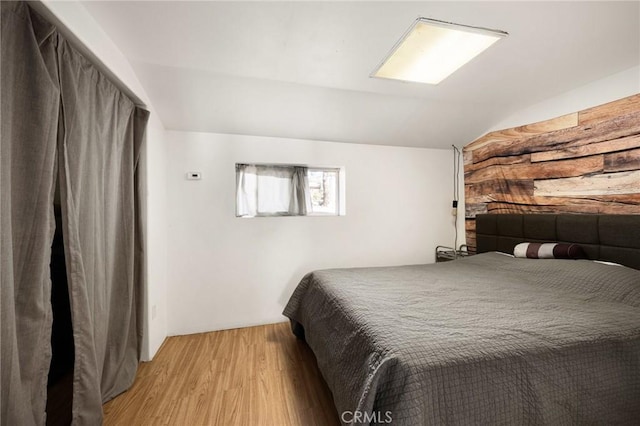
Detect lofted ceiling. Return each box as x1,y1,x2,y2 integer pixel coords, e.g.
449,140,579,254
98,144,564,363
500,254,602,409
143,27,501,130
81,1,640,149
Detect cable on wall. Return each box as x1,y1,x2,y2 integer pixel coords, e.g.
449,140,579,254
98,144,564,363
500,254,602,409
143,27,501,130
452,145,461,251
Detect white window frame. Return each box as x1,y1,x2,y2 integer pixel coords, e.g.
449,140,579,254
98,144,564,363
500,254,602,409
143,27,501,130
235,163,345,218
306,167,341,217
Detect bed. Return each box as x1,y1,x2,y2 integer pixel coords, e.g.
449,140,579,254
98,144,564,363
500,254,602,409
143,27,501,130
283,214,640,425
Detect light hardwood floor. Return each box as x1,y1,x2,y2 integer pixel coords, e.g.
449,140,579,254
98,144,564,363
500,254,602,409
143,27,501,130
103,322,341,425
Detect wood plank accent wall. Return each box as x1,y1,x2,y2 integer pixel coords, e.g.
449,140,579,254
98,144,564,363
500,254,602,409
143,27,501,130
463,94,640,252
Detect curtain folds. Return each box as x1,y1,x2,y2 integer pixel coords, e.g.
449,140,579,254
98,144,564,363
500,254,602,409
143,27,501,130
236,164,257,217
1,3,148,424
1,3,59,425
236,164,310,217
57,39,149,424
290,166,311,215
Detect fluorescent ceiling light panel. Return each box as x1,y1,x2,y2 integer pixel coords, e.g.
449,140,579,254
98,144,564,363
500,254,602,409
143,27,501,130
372,18,508,85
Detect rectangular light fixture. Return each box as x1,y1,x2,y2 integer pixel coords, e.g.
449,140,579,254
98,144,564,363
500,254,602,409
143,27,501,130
371,18,508,85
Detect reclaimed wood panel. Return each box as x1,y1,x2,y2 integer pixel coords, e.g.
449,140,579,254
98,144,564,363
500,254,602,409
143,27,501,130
463,94,640,253
463,149,474,166
531,134,640,163
470,193,640,206
465,154,531,172
486,202,638,215
472,110,640,164
466,193,640,217
579,93,640,125
534,170,640,196
465,155,604,183
465,219,477,251
466,180,535,198
465,113,578,151
604,148,640,172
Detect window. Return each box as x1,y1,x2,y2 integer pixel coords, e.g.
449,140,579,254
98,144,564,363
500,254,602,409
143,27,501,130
308,168,339,215
236,164,342,217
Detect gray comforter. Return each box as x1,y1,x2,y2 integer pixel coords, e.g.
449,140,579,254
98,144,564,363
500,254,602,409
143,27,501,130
283,252,640,425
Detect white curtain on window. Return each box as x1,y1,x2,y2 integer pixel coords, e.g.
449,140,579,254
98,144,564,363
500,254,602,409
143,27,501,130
236,165,310,216
236,164,257,216
256,166,293,214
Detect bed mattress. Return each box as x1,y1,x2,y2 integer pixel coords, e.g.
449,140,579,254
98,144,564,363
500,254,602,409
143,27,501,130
283,252,640,425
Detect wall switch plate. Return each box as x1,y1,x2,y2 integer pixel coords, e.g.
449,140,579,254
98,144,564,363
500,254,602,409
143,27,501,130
186,172,202,180
151,305,157,319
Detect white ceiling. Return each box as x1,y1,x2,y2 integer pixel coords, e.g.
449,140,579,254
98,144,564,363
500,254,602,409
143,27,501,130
82,1,639,148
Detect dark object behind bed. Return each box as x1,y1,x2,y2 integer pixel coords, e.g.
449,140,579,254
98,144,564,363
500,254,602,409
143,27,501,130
476,214,640,269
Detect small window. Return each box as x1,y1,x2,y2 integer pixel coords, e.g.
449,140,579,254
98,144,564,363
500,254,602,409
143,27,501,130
308,168,339,215
236,164,342,217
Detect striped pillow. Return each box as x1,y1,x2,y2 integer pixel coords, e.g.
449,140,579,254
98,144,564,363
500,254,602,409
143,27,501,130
513,242,586,259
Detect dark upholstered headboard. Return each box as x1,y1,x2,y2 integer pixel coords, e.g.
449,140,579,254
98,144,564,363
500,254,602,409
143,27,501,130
476,214,640,270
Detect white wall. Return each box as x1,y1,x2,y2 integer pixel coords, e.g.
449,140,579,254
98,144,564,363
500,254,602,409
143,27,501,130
166,131,457,335
36,0,169,360
487,65,640,132
143,117,169,358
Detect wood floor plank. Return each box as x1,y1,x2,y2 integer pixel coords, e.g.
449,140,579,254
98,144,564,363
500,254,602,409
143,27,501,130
103,322,341,426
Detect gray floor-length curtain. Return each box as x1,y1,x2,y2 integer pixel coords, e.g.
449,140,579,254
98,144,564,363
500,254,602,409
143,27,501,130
1,3,59,425
56,39,149,424
1,2,149,424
